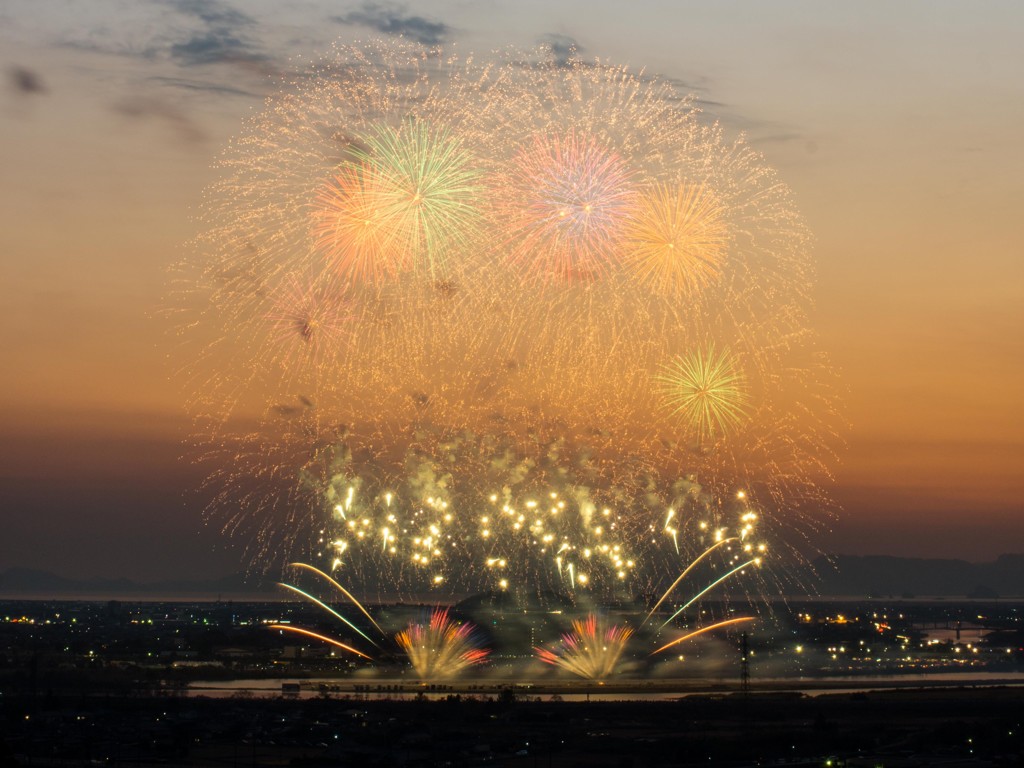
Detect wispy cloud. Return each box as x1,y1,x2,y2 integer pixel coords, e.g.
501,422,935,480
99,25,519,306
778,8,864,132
333,3,452,46
168,31,263,66
661,74,713,97
42,0,271,72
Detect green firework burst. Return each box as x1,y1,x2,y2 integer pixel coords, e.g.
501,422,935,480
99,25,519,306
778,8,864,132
350,119,484,277
656,344,750,446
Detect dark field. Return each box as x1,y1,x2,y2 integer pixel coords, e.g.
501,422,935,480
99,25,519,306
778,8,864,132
2,686,1023,767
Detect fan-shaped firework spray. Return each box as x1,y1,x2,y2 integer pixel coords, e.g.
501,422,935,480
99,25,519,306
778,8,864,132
535,615,634,680
395,608,490,680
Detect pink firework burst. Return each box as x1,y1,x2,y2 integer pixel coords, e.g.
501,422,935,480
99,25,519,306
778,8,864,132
498,131,637,282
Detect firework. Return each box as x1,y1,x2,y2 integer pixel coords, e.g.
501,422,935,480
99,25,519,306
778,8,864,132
271,534,763,675
622,183,729,296
307,426,775,600
289,562,386,636
264,563,387,663
175,41,839,599
651,616,755,656
395,608,490,680
535,615,634,680
658,558,761,628
268,624,373,660
276,581,380,648
655,344,751,448
311,120,483,282
266,274,352,368
642,536,740,623
310,160,406,282
495,130,637,281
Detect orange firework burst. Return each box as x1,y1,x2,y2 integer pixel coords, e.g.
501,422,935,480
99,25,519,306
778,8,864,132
496,130,637,282
311,160,408,282
623,183,729,296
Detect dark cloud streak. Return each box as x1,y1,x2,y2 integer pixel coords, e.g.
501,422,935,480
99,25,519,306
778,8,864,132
538,33,583,67
111,96,207,145
168,32,266,67
156,0,271,68
146,76,261,99
157,0,252,28
333,3,452,46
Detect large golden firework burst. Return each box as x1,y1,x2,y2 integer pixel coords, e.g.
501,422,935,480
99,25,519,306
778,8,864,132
175,41,840,596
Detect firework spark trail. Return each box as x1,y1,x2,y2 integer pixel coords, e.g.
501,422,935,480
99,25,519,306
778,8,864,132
641,537,738,627
267,624,373,660
276,582,380,648
650,616,755,656
174,41,841,596
395,608,490,680
660,558,761,629
289,562,386,636
535,614,634,680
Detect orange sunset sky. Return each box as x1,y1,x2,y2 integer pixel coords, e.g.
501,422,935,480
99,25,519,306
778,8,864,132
1,1,1021,580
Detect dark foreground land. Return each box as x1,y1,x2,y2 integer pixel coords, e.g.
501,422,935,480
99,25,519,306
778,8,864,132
2,686,1022,767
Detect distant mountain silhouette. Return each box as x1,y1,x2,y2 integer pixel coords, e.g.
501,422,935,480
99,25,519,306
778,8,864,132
812,554,1024,598
2,555,1023,599
0,567,274,597
456,588,576,612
